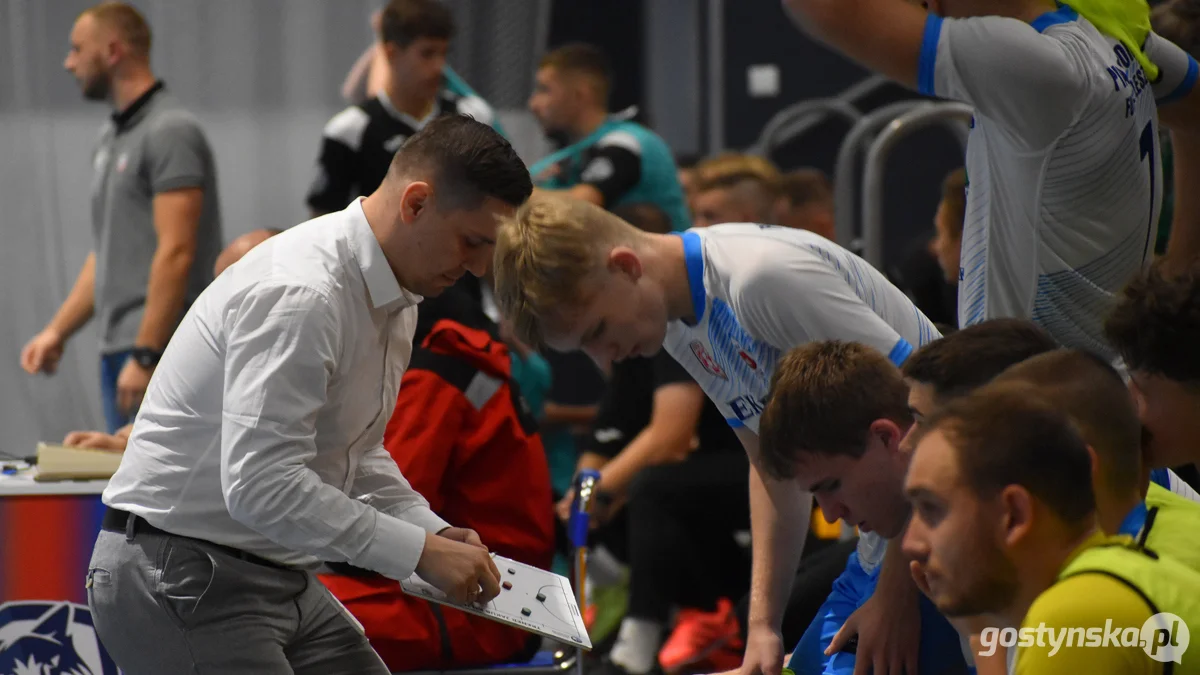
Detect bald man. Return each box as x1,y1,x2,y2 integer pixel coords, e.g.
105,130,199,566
214,228,284,276
64,228,282,450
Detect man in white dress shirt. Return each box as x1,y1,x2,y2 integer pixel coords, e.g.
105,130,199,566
86,115,534,675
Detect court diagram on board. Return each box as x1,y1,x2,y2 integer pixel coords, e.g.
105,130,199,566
400,555,592,649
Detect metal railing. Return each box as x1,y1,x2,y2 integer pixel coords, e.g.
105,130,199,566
832,100,936,250
748,74,892,156
748,98,862,157
860,102,973,269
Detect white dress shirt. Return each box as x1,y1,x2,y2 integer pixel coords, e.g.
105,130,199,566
104,199,450,581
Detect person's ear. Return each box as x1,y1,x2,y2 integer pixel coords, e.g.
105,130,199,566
608,247,643,281
399,181,432,225
998,485,1034,549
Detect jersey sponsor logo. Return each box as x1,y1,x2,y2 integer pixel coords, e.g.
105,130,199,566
115,152,129,173
727,394,765,422
738,349,757,370
0,600,119,675
690,340,727,380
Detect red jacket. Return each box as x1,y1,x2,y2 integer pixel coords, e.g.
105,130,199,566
320,320,555,671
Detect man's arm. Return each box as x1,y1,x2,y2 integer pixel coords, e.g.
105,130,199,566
782,0,1082,149
371,369,469,516
738,426,813,675
1145,32,1200,265
21,252,96,375
136,188,203,351
49,252,97,339
563,131,644,207
598,381,705,494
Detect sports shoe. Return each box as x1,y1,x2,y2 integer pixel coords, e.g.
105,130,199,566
657,598,743,673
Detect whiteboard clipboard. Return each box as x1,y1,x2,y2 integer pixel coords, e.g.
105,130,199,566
400,555,592,650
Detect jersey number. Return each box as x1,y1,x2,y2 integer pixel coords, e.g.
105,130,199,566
1140,121,1156,263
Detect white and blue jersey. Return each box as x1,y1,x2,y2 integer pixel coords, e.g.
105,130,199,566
662,224,942,434
919,5,1198,357
1150,468,1200,504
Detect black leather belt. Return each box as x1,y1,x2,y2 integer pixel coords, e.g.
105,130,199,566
101,508,289,570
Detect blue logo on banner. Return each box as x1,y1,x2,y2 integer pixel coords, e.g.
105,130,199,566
0,601,118,675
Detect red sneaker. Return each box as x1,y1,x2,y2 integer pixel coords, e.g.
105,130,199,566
658,598,742,674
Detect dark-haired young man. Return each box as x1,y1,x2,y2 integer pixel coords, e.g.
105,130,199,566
903,389,1200,674
1106,260,1200,475
527,42,690,231
307,0,496,216
89,116,533,675
903,317,1200,498
757,341,969,675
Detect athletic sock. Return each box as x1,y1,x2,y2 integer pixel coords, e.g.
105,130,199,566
609,617,664,674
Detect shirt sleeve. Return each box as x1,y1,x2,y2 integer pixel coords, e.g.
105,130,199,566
220,282,434,581
919,14,1086,149
580,131,643,206
729,255,915,367
1145,31,1199,104
1013,574,1161,675
306,107,367,214
144,112,212,193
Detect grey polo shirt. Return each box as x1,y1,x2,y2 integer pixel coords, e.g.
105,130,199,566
90,82,222,354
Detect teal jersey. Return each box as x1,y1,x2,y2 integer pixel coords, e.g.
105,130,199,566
531,117,691,232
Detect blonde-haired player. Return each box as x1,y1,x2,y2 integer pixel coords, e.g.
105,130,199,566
493,192,942,675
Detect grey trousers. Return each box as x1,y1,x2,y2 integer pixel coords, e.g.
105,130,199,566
86,527,390,675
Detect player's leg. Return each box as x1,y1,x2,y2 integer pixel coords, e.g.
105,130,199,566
286,574,390,675
87,529,297,674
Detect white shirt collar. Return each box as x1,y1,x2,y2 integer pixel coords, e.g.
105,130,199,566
345,198,422,311
376,90,440,130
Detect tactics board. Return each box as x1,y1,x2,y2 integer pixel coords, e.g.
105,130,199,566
400,554,592,650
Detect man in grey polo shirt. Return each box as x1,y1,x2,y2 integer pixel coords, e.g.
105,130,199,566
20,1,222,432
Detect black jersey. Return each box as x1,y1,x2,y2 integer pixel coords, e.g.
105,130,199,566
306,89,495,214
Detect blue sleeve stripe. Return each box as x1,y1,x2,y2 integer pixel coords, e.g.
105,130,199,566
888,338,915,366
1150,467,1171,489
726,417,745,428
1158,55,1199,105
918,15,944,97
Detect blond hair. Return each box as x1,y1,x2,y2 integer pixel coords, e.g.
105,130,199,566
695,153,782,194
493,192,644,348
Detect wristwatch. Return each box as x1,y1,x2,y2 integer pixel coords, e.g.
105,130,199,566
130,346,164,369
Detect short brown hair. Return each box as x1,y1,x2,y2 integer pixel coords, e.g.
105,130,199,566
540,43,612,101
993,349,1142,497
493,193,644,349
759,341,912,479
939,168,967,239
83,2,151,58
781,169,833,209
925,384,1096,528
1152,0,1200,57
380,0,455,48
901,318,1058,403
390,115,532,211
1105,258,1200,385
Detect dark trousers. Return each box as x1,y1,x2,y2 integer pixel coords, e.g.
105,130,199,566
603,451,753,623
735,537,859,648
